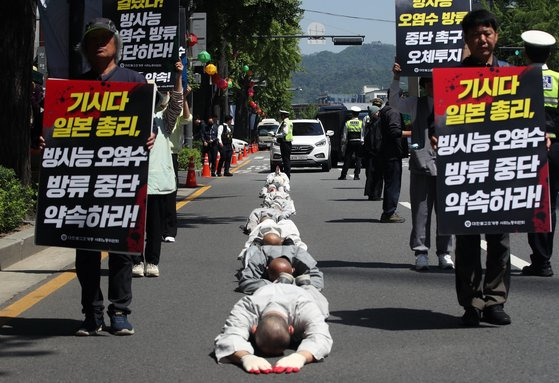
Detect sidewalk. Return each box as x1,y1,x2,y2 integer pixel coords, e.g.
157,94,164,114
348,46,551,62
0,171,201,308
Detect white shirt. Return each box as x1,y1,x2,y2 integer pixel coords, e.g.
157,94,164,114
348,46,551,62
238,219,306,260
217,123,232,145
214,284,332,363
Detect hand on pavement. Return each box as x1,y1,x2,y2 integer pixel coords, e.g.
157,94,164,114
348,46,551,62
241,354,273,374
273,352,306,374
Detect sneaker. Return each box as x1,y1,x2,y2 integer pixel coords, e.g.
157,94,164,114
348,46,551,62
75,315,104,336
415,254,429,270
380,213,405,223
163,236,175,243
211,172,216,177
145,263,160,277
521,264,553,277
338,175,346,180
438,254,455,270
224,172,233,177
108,312,134,335
482,304,511,325
461,307,481,327
132,262,144,277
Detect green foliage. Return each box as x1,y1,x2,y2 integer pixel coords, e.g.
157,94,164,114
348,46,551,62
296,104,319,119
178,147,202,171
0,166,35,233
292,43,396,103
491,0,559,68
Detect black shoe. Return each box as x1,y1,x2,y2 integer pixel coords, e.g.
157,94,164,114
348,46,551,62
338,176,346,180
482,304,511,325
211,172,216,177
354,176,360,180
75,315,105,336
380,213,405,223
461,307,481,327
216,173,222,177
224,172,233,177
521,264,553,277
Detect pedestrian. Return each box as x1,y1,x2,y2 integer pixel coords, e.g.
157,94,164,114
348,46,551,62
439,9,512,326
216,115,234,177
275,109,293,178
203,113,219,177
390,66,453,271
214,284,332,374
362,99,384,200
162,85,192,243
520,30,559,277
377,98,411,223
74,17,154,336
338,106,364,180
131,61,184,278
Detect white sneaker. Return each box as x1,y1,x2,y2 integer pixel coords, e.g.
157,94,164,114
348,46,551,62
438,254,455,270
415,254,429,270
145,263,160,277
132,262,144,277
163,236,175,243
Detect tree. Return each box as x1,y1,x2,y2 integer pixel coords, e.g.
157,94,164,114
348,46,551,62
0,2,36,185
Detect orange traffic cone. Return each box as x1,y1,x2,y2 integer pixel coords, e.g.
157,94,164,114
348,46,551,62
231,149,238,165
238,149,243,161
202,153,211,177
215,151,221,171
244,145,248,157
185,156,198,187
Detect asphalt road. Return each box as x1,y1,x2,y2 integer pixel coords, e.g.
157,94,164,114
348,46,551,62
1,153,559,382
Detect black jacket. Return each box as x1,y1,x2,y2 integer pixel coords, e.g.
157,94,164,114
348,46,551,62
379,105,405,159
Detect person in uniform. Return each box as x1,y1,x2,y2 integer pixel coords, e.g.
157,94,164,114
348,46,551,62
276,110,293,178
203,114,219,177
217,115,234,177
521,30,559,277
338,106,364,180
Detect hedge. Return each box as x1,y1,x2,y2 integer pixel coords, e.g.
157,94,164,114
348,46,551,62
0,166,36,233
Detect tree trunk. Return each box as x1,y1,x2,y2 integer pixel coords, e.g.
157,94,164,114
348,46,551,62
0,1,36,185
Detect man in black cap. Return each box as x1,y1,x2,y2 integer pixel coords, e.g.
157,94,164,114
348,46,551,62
276,110,293,178
521,30,559,277
74,17,154,337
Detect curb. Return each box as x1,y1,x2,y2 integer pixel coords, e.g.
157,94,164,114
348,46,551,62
0,226,47,271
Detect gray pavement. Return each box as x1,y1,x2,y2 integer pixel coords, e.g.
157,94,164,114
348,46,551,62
1,153,559,382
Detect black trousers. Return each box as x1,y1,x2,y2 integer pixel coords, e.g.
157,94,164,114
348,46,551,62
455,234,510,310
340,141,362,178
364,155,383,199
206,142,218,174
163,153,179,238
76,250,133,316
381,158,402,216
279,141,292,178
527,142,559,268
217,143,233,174
133,194,167,266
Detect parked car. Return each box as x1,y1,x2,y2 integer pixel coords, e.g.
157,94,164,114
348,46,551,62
232,138,249,153
269,119,333,172
256,118,280,150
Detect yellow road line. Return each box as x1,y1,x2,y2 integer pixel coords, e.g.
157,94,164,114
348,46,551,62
0,186,212,325
232,158,252,173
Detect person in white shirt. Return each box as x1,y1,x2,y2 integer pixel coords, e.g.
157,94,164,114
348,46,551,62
216,115,234,176
214,284,332,374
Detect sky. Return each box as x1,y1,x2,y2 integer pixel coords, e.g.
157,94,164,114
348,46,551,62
299,0,397,55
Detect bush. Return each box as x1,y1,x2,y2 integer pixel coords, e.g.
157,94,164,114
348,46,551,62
0,166,36,233
178,147,202,171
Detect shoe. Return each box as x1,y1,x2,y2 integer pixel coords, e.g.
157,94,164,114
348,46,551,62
75,315,104,336
354,176,360,180
380,213,405,223
211,172,216,177
145,263,160,277
438,254,455,270
482,304,511,325
521,264,553,277
415,254,429,270
132,262,144,277
461,307,481,327
163,236,175,243
108,312,135,335
216,173,222,177
338,176,346,180
224,172,233,177
368,196,382,201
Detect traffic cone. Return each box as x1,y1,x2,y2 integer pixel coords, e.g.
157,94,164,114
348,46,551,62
231,149,238,165
185,156,198,187
244,145,248,157
202,153,211,177
238,148,243,161
215,151,221,172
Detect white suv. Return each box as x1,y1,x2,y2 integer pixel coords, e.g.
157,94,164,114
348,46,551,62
269,119,334,172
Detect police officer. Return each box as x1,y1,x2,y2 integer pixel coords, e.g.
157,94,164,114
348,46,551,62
276,110,293,178
203,114,219,176
338,106,364,180
521,30,559,277
217,115,234,176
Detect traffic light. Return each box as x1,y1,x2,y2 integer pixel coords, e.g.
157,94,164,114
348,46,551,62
332,37,364,45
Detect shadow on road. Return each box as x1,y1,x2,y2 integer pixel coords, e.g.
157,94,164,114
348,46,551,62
329,198,371,202
318,260,411,269
176,215,246,228
325,218,381,223
328,308,466,330
0,317,83,337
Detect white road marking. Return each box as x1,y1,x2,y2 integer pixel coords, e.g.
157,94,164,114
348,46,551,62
399,201,528,270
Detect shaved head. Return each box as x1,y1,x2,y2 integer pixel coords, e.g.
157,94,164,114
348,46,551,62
267,257,293,281
254,314,290,356
262,232,283,246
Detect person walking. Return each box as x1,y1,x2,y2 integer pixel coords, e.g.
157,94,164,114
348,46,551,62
338,106,364,180
276,110,293,178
